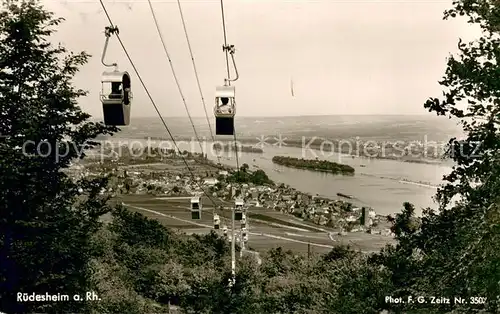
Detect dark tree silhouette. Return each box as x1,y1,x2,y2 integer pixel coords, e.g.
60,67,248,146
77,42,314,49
370,1,500,312
0,1,116,312
240,163,249,173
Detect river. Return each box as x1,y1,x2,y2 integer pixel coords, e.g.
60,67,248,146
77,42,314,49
203,143,450,216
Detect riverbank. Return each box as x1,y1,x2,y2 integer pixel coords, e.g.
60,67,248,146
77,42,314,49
125,135,450,166
238,137,448,165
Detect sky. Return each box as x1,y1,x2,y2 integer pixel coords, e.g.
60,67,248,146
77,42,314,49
42,0,481,118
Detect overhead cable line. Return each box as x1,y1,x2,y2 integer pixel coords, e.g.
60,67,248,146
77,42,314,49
98,0,219,210
147,0,206,159
220,0,231,85
151,0,223,220
175,0,223,222
219,0,244,288
219,0,241,175
176,0,221,165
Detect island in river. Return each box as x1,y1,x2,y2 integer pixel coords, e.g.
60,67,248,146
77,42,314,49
272,156,355,175
212,142,263,153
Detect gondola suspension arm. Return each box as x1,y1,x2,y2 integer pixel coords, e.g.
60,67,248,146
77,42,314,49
223,44,239,85
101,26,120,69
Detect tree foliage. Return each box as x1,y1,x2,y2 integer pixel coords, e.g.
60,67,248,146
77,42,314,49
227,169,274,185
374,0,500,312
425,1,500,209
0,1,116,312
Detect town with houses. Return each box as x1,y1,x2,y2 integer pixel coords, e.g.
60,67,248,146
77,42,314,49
68,145,395,240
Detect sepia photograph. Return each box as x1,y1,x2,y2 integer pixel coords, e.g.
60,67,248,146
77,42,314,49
0,0,498,313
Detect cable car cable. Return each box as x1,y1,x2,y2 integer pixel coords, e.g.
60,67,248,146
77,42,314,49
219,0,240,175
147,0,205,159
219,0,246,286
176,0,221,165
98,0,220,210
220,0,231,87
148,0,228,225
175,0,227,226
218,0,241,232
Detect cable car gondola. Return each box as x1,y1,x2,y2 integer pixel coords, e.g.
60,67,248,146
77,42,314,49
214,85,236,135
234,198,244,221
191,196,201,220
241,212,247,229
100,71,132,125
100,26,133,126
241,227,248,243
214,213,220,229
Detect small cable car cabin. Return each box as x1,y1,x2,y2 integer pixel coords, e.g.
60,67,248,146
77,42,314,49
234,198,244,221
241,228,248,243
191,196,201,220
213,214,220,229
214,85,236,135
241,212,247,228
100,70,132,126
